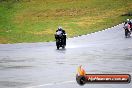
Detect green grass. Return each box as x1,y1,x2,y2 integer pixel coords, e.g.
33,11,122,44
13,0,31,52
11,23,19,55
0,0,132,43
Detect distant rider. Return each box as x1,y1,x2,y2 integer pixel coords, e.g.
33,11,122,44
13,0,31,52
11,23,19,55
130,19,132,31
55,26,66,46
123,23,131,38
124,19,132,31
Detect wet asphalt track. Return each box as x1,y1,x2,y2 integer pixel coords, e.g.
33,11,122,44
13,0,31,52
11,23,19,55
0,23,132,88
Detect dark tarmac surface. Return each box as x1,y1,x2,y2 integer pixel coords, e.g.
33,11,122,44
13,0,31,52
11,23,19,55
0,23,132,88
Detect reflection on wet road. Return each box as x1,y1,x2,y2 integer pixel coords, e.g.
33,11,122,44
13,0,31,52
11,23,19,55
0,23,132,88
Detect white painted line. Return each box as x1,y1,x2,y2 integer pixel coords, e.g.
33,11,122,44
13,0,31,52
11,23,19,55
70,23,123,39
25,80,75,88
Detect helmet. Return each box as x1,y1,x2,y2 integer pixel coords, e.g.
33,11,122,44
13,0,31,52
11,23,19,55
130,19,132,22
127,19,130,21
58,26,62,31
58,26,62,29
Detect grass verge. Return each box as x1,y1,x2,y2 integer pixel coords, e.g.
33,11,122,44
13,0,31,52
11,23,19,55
0,0,132,43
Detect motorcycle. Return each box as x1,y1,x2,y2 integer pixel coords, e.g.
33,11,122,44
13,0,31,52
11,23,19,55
55,34,66,49
125,29,131,38
123,26,131,38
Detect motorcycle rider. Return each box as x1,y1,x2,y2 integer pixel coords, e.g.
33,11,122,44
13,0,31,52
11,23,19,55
124,19,132,31
130,19,132,31
55,26,66,46
123,23,131,38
